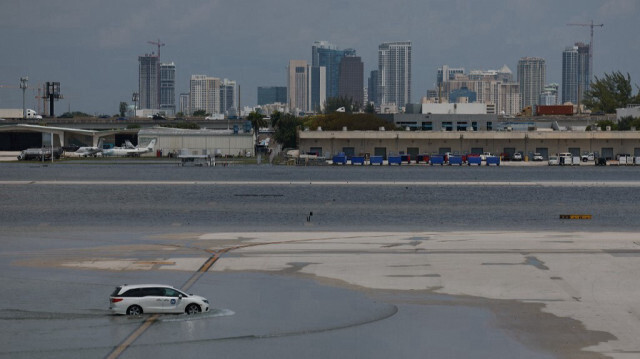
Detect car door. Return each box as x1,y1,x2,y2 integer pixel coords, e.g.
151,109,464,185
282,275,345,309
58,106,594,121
141,287,167,313
161,287,184,313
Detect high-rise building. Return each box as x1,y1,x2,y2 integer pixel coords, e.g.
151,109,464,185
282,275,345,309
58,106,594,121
310,66,326,112
576,43,590,102
517,57,546,110
368,70,379,106
540,83,559,106
189,75,221,115
288,60,310,113
220,79,236,115
312,41,355,99
257,87,287,105
138,54,160,110
378,41,412,109
562,43,590,105
434,65,520,115
338,56,364,108
437,65,465,86
159,62,175,115
499,83,521,116
179,93,189,115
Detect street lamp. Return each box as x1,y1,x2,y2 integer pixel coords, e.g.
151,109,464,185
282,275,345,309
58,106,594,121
20,77,28,119
132,92,139,117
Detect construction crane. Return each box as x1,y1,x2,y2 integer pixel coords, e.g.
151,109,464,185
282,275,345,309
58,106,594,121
567,20,603,82
147,39,165,59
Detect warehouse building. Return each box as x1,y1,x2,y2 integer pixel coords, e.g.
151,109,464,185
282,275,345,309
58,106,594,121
138,127,255,157
298,129,640,160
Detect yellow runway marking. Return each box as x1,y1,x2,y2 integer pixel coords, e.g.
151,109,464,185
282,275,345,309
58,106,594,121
105,314,159,359
105,236,342,358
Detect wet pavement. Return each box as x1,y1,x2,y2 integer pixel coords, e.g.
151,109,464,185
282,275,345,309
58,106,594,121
2,164,639,358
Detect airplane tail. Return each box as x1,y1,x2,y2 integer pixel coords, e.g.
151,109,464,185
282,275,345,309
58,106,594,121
146,139,157,150
97,137,104,149
124,140,136,149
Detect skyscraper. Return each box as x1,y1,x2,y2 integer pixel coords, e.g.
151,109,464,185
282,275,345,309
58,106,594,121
257,87,287,105
517,57,546,110
368,70,379,106
338,56,364,107
179,93,190,115
288,60,310,113
220,79,236,115
562,46,578,104
437,65,465,86
378,41,411,109
159,62,175,115
310,66,326,112
138,54,160,110
312,41,355,99
562,43,590,105
189,75,220,115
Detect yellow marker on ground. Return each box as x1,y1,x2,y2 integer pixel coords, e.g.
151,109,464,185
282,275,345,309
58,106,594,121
559,214,592,220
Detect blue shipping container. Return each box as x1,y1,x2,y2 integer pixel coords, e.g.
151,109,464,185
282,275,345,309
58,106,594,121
388,156,402,165
448,156,463,165
430,155,444,165
486,156,500,166
370,156,383,165
351,156,365,165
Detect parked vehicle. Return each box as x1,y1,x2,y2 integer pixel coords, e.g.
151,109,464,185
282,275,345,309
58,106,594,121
109,284,210,316
581,152,595,162
558,152,573,166
480,152,493,161
512,152,522,161
533,153,544,161
17,147,63,161
548,155,559,166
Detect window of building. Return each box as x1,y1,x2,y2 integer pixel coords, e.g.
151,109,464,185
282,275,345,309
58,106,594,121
443,122,453,131
422,122,433,131
486,122,493,131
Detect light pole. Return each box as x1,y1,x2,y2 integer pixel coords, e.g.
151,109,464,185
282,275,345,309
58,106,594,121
132,92,139,117
20,77,28,119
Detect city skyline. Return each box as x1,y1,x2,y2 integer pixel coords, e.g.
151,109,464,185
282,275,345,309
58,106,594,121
0,0,638,114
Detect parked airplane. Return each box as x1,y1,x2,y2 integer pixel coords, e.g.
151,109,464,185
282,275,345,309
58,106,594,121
102,139,157,157
72,138,104,157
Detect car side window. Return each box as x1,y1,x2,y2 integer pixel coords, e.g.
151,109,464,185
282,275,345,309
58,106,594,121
163,288,180,297
142,287,163,296
122,288,143,297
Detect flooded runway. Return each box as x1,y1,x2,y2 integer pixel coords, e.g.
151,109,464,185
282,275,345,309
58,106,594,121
2,164,640,358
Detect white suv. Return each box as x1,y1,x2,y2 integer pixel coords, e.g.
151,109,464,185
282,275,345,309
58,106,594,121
109,284,209,316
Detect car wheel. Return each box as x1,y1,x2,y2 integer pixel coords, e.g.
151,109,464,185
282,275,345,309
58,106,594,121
126,305,143,316
185,304,201,315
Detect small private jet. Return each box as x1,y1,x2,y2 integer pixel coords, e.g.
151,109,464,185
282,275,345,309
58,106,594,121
102,139,157,157
72,138,104,157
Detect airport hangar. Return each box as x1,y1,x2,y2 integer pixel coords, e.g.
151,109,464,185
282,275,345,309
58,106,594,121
297,129,640,160
0,124,255,157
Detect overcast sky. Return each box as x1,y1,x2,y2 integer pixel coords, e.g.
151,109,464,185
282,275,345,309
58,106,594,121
1,0,638,115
